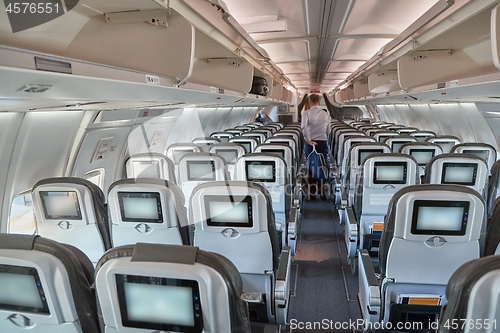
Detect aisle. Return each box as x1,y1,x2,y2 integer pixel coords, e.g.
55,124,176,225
288,199,362,332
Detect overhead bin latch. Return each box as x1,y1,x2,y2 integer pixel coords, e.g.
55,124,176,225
412,49,451,61
105,10,168,28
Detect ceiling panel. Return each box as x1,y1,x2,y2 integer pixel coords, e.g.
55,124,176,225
333,38,393,60
261,41,309,63
286,73,311,80
276,62,311,74
327,61,365,73
342,0,439,35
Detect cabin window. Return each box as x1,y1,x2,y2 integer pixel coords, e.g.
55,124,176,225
8,193,35,235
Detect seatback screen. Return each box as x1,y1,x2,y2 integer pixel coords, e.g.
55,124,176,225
441,163,477,186
187,161,216,181
378,135,392,143
118,192,163,223
409,149,435,166
358,149,384,166
436,141,455,153
373,162,407,184
116,274,202,333
131,160,160,178
40,191,82,220
215,149,238,164
0,264,50,314
205,195,253,228
411,200,469,235
214,135,230,143
245,161,276,182
392,141,410,152
243,135,261,144
261,149,285,159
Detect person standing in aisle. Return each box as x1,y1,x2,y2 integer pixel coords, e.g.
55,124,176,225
301,94,331,200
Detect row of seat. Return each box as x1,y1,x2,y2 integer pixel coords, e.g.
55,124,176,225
335,119,500,332
23,121,302,328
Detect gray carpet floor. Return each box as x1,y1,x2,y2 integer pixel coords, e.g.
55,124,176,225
287,199,363,333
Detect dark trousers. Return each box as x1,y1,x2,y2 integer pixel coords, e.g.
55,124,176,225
305,140,329,196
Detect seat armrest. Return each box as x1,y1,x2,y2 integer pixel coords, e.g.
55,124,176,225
345,207,358,258
275,246,291,324
358,249,381,328
340,186,348,209
287,206,298,240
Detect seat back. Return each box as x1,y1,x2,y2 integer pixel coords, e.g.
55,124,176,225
95,243,251,333
426,136,461,153
210,131,234,142
125,152,176,183
177,153,230,209
374,131,399,143
192,137,221,152
234,154,290,236
225,129,243,136
410,130,436,142
165,143,203,183
190,181,279,274
241,132,265,145
265,137,298,165
379,184,485,284
340,136,377,174
252,128,273,139
0,234,98,333
255,143,295,186
423,153,489,196
355,154,419,231
396,127,419,135
229,137,259,154
450,142,497,172
107,178,189,247
400,142,443,177
31,177,111,264
384,136,417,153
335,131,364,165
344,143,391,195
210,143,247,180
437,255,500,333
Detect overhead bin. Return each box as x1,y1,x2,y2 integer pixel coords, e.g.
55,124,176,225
271,82,284,100
368,70,400,95
354,80,370,99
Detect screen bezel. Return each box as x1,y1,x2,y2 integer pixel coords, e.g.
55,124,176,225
39,191,82,220
131,160,160,178
186,161,216,181
0,264,50,315
409,149,435,166
358,149,384,166
441,162,478,186
261,149,285,159
116,274,203,333
391,141,411,152
204,195,253,228
411,200,469,236
118,192,163,223
373,162,407,184
245,161,276,182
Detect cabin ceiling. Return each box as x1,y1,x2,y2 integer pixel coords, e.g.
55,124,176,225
223,0,440,94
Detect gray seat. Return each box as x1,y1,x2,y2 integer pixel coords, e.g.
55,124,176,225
95,243,257,333
189,181,291,324
210,131,234,142
374,131,399,144
192,137,221,152
358,184,486,330
125,152,176,183
487,160,500,218
31,177,111,265
400,142,443,179
410,130,436,142
423,153,489,197
0,234,98,333
383,136,417,153
229,137,259,154
210,143,247,180
107,178,190,247
426,136,461,153
177,152,230,210
437,255,500,333
450,142,497,172
165,143,203,184
345,153,419,259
